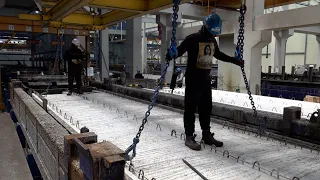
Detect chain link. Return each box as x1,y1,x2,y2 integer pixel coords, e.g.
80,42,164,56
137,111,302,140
236,5,264,136
125,0,180,161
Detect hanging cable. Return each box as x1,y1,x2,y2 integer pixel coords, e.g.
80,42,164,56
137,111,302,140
125,0,181,162
235,0,263,135
42,27,64,96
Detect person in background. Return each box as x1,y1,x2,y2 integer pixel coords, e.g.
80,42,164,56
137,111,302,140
64,38,83,95
135,70,144,79
166,13,244,151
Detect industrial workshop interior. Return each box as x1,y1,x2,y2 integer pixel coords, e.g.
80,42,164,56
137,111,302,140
2,0,320,179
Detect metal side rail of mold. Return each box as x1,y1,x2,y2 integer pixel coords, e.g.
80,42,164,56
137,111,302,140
36,90,320,180
8,80,131,180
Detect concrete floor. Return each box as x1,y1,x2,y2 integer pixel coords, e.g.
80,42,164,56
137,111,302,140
43,91,320,180
0,113,33,180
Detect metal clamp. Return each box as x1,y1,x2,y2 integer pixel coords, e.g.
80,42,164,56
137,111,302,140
171,130,177,137
70,116,73,124
272,107,277,112
237,156,244,165
243,102,248,107
128,163,134,172
156,124,162,131
211,145,217,153
59,110,62,116
138,170,144,179
180,133,186,140
223,150,229,158
253,161,260,171
124,111,128,118
64,113,68,119
271,169,279,179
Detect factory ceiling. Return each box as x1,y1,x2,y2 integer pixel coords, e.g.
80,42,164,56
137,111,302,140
4,0,36,10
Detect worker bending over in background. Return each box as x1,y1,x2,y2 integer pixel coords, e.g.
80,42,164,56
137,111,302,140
167,13,244,151
135,70,144,79
64,38,83,95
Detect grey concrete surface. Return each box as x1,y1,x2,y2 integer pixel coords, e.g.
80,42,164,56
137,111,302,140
0,113,33,180
45,91,320,180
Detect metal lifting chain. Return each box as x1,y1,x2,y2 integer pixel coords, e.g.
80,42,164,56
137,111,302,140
42,28,64,96
125,0,180,161
236,2,263,135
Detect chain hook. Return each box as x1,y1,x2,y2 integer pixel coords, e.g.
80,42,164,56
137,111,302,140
125,137,139,161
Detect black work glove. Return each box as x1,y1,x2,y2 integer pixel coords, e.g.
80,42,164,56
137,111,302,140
166,49,173,61
233,58,244,67
234,46,244,67
166,47,178,61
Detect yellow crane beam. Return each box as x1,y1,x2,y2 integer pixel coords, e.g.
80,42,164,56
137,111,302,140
19,0,191,27
0,17,89,35
45,0,94,21
89,0,148,12
101,0,191,26
19,13,102,26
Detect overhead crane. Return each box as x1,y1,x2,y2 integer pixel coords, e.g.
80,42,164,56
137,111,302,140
12,0,310,30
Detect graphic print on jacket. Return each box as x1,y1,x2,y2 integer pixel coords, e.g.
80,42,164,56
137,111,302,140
196,42,215,69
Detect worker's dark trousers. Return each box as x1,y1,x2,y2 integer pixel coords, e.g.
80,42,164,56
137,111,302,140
68,65,82,91
184,81,212,136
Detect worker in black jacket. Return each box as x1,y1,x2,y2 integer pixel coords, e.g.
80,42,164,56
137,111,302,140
166,13,244,151
64,38,83,95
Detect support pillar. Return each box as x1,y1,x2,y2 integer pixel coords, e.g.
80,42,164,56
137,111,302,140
233,0,272,94
142,22,148,74
101,28,109,80
273,29,294,73
316,35,320,69
125,17,142,78
217,35,237,91
157,14,173,84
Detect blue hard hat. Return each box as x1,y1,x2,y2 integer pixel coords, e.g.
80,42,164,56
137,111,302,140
204,13,222,35
175,67,182,72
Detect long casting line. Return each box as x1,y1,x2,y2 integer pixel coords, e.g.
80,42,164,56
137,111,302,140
43,91,320,180
182,159,209,180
